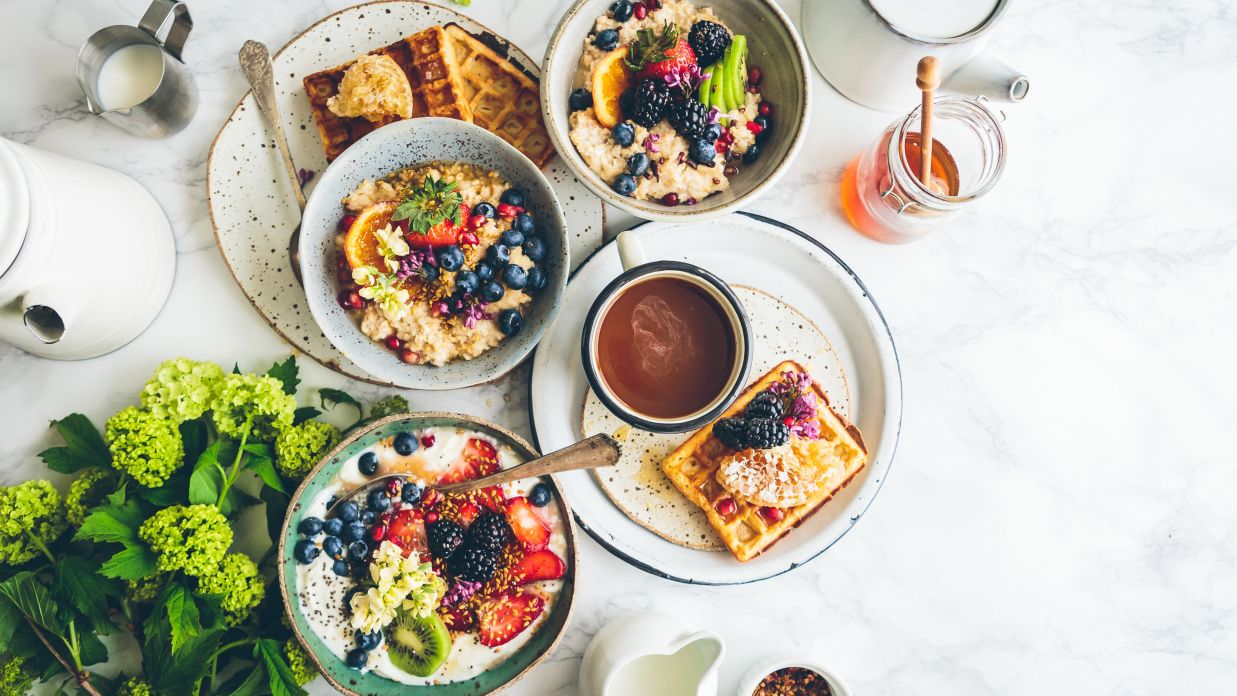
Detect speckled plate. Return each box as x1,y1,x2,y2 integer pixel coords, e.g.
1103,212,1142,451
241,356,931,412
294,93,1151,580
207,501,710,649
529,213,902,585
207,0,605,385
580,285,850,551
278,412,576,695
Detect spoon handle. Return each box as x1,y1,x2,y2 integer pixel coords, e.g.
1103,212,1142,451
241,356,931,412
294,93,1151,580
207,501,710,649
238,40,306,210
435,435,621,496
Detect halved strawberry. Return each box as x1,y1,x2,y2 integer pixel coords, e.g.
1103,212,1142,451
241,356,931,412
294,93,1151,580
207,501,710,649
477,589,545,647
439,438,501,485
504,497,550,551
386,509,427,555
455,501,481,528
401,202,471,248
510,549,566,585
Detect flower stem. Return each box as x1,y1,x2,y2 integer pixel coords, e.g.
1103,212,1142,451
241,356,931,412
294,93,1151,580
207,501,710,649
24,529,55,564
216,415,254,507
23,617,102,696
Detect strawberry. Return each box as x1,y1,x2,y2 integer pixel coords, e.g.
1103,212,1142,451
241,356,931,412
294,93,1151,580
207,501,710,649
510,549,566,585
626,23,697,81
455,501,481,527
441,605,477,632
386,509,427,555
477,589,546,647
401,202,470,248
439,438,501,485
504,497,551,550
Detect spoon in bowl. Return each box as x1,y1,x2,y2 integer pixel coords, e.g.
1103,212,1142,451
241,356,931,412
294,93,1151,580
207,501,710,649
238,39,306,285
326,434,621,516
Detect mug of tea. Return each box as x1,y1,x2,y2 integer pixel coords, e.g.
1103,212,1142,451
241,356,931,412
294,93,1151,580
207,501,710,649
581,231,753,434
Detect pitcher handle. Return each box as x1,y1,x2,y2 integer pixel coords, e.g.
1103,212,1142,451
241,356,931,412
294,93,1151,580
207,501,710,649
139,0,193,61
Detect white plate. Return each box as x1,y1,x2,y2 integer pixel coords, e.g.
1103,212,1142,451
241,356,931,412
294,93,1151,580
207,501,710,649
528,213,902,584
207,0,605,385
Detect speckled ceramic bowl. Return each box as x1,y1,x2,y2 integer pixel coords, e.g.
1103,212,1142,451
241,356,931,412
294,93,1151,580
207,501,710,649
541,0,811,221
300,117,569,389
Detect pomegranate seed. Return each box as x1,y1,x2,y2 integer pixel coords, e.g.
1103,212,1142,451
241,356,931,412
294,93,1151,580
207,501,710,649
398,348,420,364
634,3,647,18
715,140,729,153
661,192,679,206
338,290,364,309
425,511,440,524
759,102,772,116
760,506,785,522
715,498,736,516
684,197,698,206
645,0,661,9
337,268,354,284
387,478,404,497
745,120,764,136
782,416,794,426
338,215,356,231
459,231,479,246
748,66,763,86
370,525,388,541
384,335,402,350
496,203,522,219
422,488,439,507
468,215,487,230
421,434,436,448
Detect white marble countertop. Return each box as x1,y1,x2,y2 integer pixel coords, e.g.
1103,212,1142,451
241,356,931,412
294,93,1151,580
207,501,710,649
3,0,1236,693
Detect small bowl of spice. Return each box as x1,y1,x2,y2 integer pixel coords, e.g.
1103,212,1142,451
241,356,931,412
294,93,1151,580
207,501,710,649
738,654,852,696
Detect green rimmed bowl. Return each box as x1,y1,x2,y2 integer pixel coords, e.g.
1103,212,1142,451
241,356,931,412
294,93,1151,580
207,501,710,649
277,412,577,695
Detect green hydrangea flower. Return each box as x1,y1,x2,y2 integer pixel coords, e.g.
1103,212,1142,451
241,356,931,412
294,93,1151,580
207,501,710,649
0,655,35,696
117,676,155,696
0,480,66,565
211,373,296,441
284,638,318,686
140,358,225,422
194,552,264,626
125,574,164,604
274,420,339,479
65,468,113,527
138,504,232,578
368,395,409,420
105,406,184,488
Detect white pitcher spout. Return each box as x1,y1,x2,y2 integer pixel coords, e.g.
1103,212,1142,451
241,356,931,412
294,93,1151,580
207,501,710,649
22,284,78,344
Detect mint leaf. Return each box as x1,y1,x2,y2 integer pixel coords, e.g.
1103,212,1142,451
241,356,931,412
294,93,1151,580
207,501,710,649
266,356,301,395
163,584,202,654
39,413,110,473
189,441,225,506
52,556,118,636
99,545,159,580
256,638,309,696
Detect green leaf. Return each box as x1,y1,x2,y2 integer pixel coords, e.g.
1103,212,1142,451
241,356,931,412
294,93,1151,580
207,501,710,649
39,413,110,473
319,388,364,428
38,446,85,474
0,598,21,652
217,662,267,696
74,501,145,545
293,406,322,424
189,441,225,505
0,572,65,636
261,486,291,547
222,486,261,517
76,626,108,667
163,583,202,654
180,418,209,466
232,363,242,374
266,356,301,395
52,557,118,636
246,453,287,494
138,469,189,507
256,638,309,696
99,544,159,580
144,599,224,695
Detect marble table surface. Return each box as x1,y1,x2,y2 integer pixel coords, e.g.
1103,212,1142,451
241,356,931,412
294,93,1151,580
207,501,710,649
3,0,1235,693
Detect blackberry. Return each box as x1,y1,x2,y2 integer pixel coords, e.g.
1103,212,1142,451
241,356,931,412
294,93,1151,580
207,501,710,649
688,21,731,67
629,79,671,128
466,512,510,550
448,544,499,582
713,417,748,450
427,519,465,560
744,392,784,421
668,98,710,140
744,417,790,450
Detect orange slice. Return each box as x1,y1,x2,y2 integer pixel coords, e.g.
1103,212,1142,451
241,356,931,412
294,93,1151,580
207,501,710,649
591,48,632,129
343,201,398,270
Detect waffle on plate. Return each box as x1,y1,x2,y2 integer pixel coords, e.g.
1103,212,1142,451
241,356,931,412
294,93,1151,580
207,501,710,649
661,360,867,562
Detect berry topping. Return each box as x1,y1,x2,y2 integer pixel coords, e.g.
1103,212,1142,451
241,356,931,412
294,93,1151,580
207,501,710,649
466,512,512,551
322,535,344,559
626,22,697,81
594,28,620,51
748,65,763,86
392,431,417,455
744,417,790,449
500,228,525,248
485,243,511,267
442,605,478,632
688,20,732,67
421,433,436,448
611,121,636,147
713,417,748,450
668,97,711,140
345,647,368,669
502,264,528,290
386,509,428,554
634,3,647,19
628,78,672,128
758,101,772,116
356,629,383,652
612,173,638,196
522,237,547,263
427,519,465,560
448,544,499,582
401,482,423,505
477,589,546,647
298,517,324,536
661,192,680,206
480,280,506,303
510,549,566,585
628,152,651,177
436,245,465,272
745,392,785,420
688,138,717,166
455,270,480,295
496,202,522,219
369,524,388,542
498,309,524,336
323,518,343,537
505,497,551,550
610,0,633,21
366,489,391,512
526,267,547,293
338,290,364,310
742,143,762,164
568,87,594,112
473,201,497,218
529,482,552,507
336,501,360,523
293,539,319,564
500,188,526,207
760,506,785,523
512,212,535,236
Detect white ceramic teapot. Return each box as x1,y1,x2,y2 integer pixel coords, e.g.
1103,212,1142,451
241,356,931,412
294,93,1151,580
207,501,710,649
580,612,726,696
0,137,175,359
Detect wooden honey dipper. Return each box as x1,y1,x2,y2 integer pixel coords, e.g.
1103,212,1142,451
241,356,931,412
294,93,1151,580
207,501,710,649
916,56,940,188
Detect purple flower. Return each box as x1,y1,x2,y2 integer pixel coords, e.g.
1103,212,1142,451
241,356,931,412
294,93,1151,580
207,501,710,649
764,371,823,439
642,132,661,153
395,249,436,280
441,580,482,607
707,106,720,124
460,296,493,329
298,168,315,186
663,65,710,94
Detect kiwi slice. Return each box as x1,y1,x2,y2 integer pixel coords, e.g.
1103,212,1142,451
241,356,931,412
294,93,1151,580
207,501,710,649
385,610,452,677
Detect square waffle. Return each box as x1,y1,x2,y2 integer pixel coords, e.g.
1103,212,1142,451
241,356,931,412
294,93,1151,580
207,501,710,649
443,24,554,168
303,26,472,162
661,360,868,562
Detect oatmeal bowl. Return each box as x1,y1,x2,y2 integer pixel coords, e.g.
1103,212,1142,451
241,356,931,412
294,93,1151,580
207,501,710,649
542,0,810,221
300,118,569,389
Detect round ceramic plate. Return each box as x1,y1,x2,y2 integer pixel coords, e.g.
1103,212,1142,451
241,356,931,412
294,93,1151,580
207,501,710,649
278,413,576,695
528,213,902,585
207,0,605,385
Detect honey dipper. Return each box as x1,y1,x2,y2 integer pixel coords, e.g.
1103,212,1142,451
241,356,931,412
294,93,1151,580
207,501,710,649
916,56,941,188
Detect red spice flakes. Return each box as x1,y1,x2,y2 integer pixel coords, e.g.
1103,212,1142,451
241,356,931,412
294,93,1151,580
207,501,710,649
753,667,832,696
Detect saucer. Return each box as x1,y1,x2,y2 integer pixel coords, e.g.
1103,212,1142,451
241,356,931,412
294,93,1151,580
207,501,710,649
528,213,902,585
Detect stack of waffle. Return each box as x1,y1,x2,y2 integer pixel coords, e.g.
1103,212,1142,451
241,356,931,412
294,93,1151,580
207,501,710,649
661,360,867,562
303,24,553,167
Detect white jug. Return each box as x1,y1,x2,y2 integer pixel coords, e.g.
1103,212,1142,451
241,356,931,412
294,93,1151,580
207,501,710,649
580,612,726,696
0,138,175,359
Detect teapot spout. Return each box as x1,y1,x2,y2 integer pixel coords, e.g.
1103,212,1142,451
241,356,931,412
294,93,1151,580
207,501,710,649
22,285,77,344
943,54,1029,103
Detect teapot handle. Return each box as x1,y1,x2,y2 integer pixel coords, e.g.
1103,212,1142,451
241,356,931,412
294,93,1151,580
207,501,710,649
139,0,193,62
943,53,1029,104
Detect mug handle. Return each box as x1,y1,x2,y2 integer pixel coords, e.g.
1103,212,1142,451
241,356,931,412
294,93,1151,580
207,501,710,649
616,230,646,271
139,0,193,62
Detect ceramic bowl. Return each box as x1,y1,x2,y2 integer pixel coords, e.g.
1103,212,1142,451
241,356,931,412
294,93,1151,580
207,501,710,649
736,653,853,696
299,117,569,389
540,0,811,221
278,412,578,696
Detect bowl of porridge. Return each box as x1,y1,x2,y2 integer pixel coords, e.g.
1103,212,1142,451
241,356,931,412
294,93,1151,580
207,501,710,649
541,0,810,221
300,118,568,389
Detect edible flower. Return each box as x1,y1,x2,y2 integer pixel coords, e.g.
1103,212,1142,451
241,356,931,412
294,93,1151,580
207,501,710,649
349,541,446,633
664,63,709,93
766,370,822,440
354,268,411,318
375,223,411,272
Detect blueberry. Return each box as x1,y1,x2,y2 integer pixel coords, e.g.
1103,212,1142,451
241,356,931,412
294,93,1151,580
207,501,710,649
323,518,343,537
336,501,360,523
500,188,526,207
612,173,637,196
594,28,620,51
343,522,367,543
742,143,761,164
498,309,523,336
475,261,495,282
297,517,324,536
704,123,723,142
568,88,594,112
293,539,320,564
526,267,547,293
401,483,423,505
322,535,344,559
611,122,635,147
610,0,633,21
480,280,506,303
422,264,440,282
512,212,535,236
393,431,417,455
454,270,480,295
348,540,369,561
345,648,368,669
689,139,717,166
485,244,511,267
627,152,650,177
366,489,391,512
437,245,465,272
360,510,376,526
522,237,546,263
473,201,496,218
500,228,525,247
350,560,368,579
356,629,383,652
357,452,378,476
529,482,552,507
752,116,771,140
502,264,528,290
333,559,350,577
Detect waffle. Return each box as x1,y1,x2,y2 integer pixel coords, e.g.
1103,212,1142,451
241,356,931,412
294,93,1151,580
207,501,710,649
443,24,554,168
303,26,471,162
661,361,867,562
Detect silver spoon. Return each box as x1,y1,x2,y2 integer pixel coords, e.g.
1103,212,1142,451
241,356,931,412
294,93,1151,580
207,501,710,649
238,39,306,285
326,434,621,517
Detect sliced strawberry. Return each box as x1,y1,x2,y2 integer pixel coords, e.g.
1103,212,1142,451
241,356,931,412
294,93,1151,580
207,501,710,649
476,485,507,513
504,497,550,551
477,589,545,647
441,605,477,632
510,549,565,585
439,438,501,485
455,501,481,527
386,509,428,555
